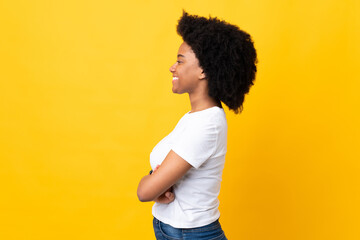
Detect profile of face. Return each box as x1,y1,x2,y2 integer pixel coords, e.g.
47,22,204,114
169,42,206,94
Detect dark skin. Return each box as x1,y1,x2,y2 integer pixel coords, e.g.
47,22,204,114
152,164,174,203
137,42,221,203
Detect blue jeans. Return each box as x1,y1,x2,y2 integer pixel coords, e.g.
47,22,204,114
153,217,228,240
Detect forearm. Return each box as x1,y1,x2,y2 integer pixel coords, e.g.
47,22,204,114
137,174,153,202
137,150,192,202
137,174,168,202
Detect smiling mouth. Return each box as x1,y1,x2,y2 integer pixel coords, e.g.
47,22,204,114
172,77,179,81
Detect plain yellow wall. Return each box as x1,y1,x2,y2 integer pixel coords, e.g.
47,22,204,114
0,0,359,239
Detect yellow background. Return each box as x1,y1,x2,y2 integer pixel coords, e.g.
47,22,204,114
1,0,359,239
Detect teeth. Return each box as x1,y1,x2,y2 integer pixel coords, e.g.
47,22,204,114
173,77,179,81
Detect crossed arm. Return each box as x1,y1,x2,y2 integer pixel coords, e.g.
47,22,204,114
137,150,192,202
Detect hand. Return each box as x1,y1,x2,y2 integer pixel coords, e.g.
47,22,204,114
154,186,174,204
152,165,175,204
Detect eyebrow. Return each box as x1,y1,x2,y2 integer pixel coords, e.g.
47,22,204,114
177,54,185,58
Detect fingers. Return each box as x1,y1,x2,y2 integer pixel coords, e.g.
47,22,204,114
154,191,175,204
156,195,174,204
165,192,175,201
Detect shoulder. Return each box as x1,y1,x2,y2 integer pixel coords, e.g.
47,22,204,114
187,107,227,129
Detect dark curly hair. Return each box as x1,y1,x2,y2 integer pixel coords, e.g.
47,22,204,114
177,11,258,113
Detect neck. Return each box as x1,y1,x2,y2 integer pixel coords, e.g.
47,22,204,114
188,90,221,113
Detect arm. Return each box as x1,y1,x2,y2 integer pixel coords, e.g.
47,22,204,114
137,150,192,202
152,165,174,204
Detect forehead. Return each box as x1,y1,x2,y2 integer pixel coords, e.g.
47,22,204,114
177,42,197,62
178,42,194,55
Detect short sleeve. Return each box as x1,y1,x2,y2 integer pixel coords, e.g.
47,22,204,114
171,119,218,169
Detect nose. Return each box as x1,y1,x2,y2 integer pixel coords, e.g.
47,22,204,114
169,62,177,73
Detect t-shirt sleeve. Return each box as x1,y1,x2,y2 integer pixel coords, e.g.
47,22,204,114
171,120,218,169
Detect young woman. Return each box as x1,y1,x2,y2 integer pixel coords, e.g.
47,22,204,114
137,11,257,239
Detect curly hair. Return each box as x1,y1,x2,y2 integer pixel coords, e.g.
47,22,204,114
176,11,258,113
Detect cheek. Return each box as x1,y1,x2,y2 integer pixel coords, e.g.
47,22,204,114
178,64,199,82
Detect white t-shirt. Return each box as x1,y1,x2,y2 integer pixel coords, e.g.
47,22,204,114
150,106,227,228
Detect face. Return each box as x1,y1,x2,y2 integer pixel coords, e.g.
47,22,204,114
169,42,205,94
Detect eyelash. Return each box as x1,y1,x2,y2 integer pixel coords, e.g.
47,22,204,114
177,60,182,64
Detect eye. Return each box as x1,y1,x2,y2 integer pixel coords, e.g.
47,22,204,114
177,60,182,64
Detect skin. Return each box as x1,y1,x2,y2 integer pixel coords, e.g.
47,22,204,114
170,42,221,113
137,42,221,203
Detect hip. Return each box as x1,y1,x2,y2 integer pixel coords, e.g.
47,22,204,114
153,217,227,240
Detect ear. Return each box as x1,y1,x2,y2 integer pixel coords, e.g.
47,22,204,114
199,70,206,80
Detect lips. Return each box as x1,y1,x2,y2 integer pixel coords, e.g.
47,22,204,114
172,77,179,81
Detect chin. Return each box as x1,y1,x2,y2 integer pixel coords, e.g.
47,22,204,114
172,87,179,94
172,89,183,94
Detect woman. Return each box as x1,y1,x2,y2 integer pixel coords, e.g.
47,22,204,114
137,11,257,239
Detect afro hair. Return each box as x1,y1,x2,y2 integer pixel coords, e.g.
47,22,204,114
177,11,258,113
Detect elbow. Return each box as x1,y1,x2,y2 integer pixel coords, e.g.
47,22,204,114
137,186,154,202
138,195,150,202
137,175,159,202
137,191,149,202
